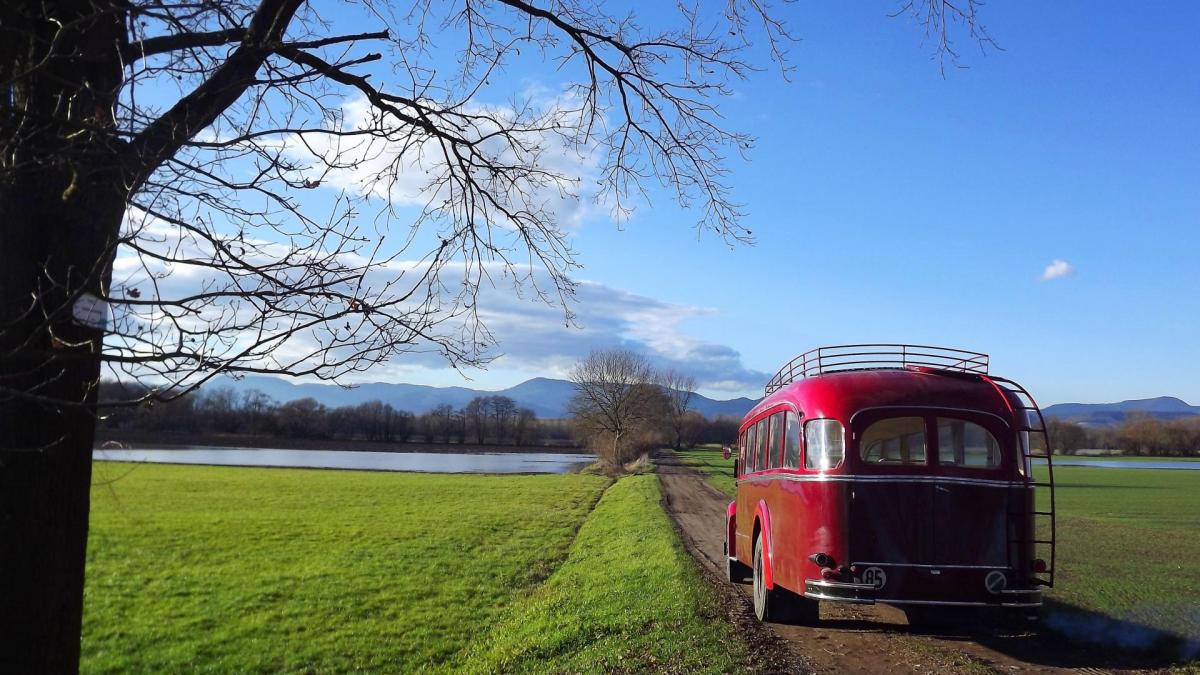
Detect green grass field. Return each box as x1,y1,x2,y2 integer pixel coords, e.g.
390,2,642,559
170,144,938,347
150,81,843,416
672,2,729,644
84,463,746,673
675,445,737,497
673,446,1200,644
1049,466,1200,641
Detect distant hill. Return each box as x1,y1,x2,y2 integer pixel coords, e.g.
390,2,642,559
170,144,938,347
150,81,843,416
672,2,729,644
208,375,757,420
1042,397,1200,426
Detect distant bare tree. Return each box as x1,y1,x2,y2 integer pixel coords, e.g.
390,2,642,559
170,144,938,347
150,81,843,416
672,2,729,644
568,348,667,466
462,398,488,444
659,370,697,449
513,407,538,446
486,395,518,443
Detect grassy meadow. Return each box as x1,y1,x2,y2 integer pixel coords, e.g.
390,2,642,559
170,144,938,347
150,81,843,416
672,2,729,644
674,445,1200,645
1049,465,1200,642
84,462,746,673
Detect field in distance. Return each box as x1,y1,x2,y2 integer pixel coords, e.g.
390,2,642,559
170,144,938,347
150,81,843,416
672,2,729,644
83,462,748,673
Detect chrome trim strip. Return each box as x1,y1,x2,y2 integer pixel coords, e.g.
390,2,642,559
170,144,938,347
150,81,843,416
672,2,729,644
737,473,1028,488
852,562,1013,570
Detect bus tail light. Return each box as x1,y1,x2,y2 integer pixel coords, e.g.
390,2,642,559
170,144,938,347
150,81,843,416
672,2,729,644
1032,558,1048,574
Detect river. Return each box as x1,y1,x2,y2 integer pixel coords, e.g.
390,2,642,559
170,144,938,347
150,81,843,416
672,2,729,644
93,447,596,474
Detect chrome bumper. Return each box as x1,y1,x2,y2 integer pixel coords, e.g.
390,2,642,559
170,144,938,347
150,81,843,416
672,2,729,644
804,579,877,604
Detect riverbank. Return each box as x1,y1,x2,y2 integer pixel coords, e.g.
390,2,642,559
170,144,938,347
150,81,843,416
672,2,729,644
95,430,580,454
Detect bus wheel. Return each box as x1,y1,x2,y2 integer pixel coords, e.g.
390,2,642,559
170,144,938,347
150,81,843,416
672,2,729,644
752,532,784,622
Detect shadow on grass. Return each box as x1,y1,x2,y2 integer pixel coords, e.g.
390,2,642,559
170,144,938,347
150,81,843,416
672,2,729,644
757,592,1197,669
858,599,1199,670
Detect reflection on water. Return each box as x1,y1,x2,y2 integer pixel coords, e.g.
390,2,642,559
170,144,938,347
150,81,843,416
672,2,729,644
1040,459,1200,471
93,447,595,474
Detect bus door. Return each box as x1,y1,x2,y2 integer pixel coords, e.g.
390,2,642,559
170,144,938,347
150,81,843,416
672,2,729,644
928,415,1009,568
848,411,934,566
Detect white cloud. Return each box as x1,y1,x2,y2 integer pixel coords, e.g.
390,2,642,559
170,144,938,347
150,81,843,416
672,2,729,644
1040,259,1075,281
355,273,769,394
107,223,766,395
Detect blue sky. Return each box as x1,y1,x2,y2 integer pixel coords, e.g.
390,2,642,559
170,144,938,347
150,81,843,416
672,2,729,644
551,2,1200,405
131,2,1200,406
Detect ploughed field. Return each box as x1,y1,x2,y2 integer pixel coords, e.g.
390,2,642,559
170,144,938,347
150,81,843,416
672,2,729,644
83,463,747,673
675,445,1200,648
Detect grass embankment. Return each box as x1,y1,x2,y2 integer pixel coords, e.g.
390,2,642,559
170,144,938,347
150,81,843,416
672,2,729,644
463,474,749,673
84,463,607,672
672,446,1200,644
85,463,748,673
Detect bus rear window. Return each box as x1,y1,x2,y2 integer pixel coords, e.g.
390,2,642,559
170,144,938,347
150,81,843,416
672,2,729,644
937,418,1002,468
861,417,926,465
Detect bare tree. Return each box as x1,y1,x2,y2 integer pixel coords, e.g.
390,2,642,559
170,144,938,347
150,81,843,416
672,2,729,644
568,348,668,467
513,407,538,446
893,0,1000,75
0,0,994,667
461,397,487,444
659,369,696,450
486,395,517,443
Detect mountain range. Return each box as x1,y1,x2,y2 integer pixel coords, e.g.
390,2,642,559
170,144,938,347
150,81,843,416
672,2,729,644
1041,397,1200,426
209,375,1197,426
209,375,757,420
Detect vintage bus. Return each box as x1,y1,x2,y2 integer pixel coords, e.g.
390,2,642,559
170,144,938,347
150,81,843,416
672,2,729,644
724,345,1056,625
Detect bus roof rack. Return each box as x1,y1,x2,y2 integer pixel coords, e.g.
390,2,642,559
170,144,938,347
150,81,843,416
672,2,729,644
764,344,989,396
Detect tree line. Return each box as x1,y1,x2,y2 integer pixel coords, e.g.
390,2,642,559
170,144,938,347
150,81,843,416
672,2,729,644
99,381,565,447
1047,415,1200,457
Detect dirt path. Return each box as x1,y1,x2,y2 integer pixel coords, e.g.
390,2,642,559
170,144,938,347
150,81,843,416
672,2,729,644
656,454,1171,674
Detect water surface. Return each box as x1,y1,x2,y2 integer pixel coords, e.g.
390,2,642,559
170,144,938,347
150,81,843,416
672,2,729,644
93,447,595,474
1042,459,1200,471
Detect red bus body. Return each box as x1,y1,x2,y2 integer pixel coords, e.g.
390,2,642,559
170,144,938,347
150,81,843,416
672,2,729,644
726,345,1055,620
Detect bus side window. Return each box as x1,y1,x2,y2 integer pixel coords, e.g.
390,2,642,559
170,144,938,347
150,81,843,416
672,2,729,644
745,424,757,473
735,432,744,477
805,419,846,470
755,418,769,472
784,411,801,468
768,412,784,469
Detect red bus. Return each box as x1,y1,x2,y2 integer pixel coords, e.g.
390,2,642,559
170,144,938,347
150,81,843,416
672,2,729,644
724,345,1056,625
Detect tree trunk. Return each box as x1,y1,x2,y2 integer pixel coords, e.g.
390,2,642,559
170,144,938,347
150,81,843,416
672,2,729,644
0,170,124,672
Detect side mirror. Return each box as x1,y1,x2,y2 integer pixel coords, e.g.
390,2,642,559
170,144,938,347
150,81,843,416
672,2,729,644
721,445,731,460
